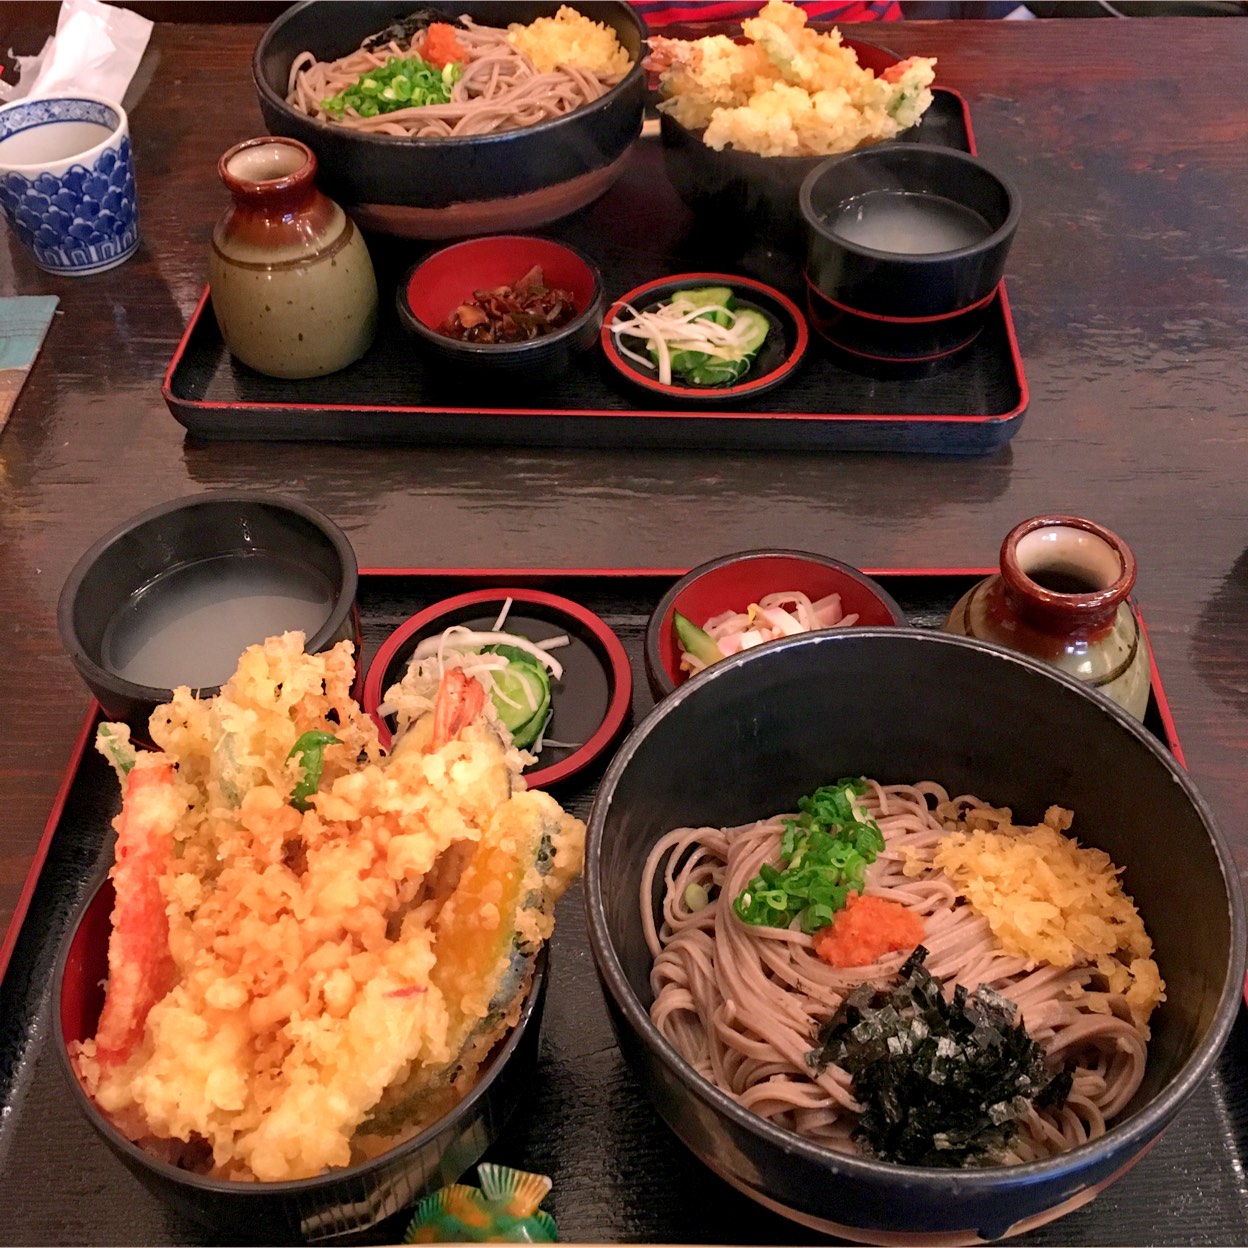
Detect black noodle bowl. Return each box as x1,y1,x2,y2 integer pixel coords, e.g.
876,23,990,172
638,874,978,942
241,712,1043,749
585,628,1245,1244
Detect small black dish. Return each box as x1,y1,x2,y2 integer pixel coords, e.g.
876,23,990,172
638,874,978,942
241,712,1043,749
363,587,632,789
600,273,809,405
398,234,606,390
253,1,647,239
805,277,995,364
57,492,359,740
54,876,549,1242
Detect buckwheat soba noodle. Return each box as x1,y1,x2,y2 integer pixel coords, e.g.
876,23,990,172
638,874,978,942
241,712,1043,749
286,13,632,139
641,779,1164,1167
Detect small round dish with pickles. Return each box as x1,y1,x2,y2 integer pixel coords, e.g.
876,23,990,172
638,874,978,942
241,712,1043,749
601,272,809,404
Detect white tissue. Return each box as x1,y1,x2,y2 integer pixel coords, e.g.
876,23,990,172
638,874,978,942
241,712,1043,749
0,0,153,105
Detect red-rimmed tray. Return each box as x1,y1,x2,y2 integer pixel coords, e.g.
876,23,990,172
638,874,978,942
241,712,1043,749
162,90,1028,456
5,570,1234,1248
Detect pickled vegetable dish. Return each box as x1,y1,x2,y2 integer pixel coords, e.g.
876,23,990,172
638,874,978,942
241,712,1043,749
609,285,770,387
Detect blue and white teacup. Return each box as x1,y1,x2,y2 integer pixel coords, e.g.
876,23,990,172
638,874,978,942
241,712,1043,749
0,94,139,276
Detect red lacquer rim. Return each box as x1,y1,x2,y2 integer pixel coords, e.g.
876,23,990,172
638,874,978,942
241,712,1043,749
0,700,99,986
362,587,633,790
812,326,985,365
805,275,1001,325
599,272,810,400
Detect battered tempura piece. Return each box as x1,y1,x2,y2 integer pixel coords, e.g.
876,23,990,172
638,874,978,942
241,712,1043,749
72,633,584,1182
647,0,936,157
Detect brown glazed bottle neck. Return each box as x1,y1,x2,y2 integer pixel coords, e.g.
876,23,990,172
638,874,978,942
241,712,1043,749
216,136,336,247
997,515,1136,639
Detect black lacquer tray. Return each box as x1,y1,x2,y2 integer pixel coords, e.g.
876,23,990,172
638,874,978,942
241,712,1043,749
162,91,1028,455
3,569,1243,1248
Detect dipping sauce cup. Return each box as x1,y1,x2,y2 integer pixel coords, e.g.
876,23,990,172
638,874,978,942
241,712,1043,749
800,144,1019,361
0,94,139,275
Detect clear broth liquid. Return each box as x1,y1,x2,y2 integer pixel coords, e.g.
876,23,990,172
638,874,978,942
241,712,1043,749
827,190,992,254
102,553,335,689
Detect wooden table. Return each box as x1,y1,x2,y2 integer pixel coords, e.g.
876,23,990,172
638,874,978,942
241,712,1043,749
1,13,1247,1246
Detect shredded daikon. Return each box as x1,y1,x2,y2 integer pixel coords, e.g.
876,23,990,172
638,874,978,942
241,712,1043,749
411,625,564,680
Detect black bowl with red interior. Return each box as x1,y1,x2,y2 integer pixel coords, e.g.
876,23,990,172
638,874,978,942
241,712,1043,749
53,876,549,1242
363,587,633,789
644,548,906,700
600,273,810,405
397,234,606,389
800,144,1020,363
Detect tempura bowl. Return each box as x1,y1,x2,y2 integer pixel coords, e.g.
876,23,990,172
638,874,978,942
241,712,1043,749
585,628,1245,1243
657,38,912,255
253,1,646,239
53,877,549,1242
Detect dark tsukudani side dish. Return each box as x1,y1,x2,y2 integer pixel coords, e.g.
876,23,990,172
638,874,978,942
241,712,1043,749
441,266,578,344
397,234,605,385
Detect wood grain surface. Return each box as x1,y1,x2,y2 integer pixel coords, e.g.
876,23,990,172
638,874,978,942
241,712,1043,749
0,11,1247,1244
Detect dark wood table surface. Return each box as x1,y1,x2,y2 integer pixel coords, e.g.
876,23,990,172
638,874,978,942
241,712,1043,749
2,12,1247,1245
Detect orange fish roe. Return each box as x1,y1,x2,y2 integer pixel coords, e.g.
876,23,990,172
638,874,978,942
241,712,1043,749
812,893,924,969
422,23,467,70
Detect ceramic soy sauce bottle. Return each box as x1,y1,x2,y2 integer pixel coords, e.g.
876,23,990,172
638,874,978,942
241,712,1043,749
209,136,377,379
944,515,1150,720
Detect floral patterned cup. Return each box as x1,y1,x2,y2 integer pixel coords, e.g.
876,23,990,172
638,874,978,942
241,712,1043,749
0,94,139,276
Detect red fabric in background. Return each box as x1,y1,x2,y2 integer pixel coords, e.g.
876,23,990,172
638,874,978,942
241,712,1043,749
630,1,902,25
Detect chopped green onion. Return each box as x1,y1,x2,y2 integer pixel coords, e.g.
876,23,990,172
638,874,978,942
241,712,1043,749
96,723,136,777
734,779,884,934
322,55,462,118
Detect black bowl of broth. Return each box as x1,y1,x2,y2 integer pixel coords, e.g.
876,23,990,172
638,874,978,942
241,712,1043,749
58,492,359,738
800,144,1019,361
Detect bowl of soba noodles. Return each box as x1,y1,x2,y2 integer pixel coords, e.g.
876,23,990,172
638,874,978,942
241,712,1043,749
253,1,646,239
585,627,1246,1244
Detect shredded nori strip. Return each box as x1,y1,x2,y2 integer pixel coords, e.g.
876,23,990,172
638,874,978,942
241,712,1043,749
808,947,1073,1167
362,8,464,53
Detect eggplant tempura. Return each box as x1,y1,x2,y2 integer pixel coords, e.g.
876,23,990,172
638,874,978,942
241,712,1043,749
73,633,584,1182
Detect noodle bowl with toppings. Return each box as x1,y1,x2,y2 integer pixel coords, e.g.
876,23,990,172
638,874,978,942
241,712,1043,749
643,780,1162,1167
585,628,1246,1239
253,3,647,238
286,7,633,139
